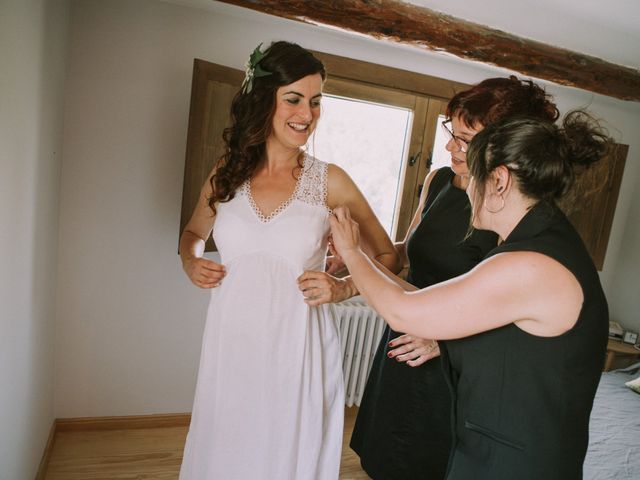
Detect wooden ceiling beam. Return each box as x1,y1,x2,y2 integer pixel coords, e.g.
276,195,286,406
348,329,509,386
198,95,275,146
215,0,640,102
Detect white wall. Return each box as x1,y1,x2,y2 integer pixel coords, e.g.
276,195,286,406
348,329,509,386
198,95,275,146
0,1,69,478
54,0,640,418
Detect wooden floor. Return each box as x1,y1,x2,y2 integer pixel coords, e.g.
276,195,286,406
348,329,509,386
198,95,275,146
43,407,369,479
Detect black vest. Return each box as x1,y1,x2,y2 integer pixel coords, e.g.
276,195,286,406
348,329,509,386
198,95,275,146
441,202,608,480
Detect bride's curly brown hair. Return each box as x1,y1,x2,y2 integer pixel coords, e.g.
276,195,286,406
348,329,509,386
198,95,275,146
208,41,326,213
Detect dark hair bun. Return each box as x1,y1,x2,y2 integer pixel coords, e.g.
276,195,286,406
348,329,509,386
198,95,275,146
562,110,610,168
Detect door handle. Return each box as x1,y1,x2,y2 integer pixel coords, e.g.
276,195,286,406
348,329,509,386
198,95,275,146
409,151,422,166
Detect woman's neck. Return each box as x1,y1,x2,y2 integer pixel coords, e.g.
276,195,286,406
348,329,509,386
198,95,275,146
262,142,302,174
493,194,538,241
452,174,470,191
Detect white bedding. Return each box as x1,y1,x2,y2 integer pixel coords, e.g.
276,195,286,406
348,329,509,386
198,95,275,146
584,362,640,479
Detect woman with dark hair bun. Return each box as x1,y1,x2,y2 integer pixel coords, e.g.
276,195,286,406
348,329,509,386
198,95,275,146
330,111,611,480
178,41,400,479
349,76,559,480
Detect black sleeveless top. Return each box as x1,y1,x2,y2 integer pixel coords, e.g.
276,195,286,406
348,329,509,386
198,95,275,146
441,202,608,480
406,167,498,288
350,168,497,479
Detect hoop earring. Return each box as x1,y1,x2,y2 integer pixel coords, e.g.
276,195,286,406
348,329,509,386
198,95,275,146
484,193,505,214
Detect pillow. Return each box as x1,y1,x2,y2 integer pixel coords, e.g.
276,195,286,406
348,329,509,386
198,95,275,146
625,375,640,394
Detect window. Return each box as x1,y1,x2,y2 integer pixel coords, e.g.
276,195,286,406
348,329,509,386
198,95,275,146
312,94,412,235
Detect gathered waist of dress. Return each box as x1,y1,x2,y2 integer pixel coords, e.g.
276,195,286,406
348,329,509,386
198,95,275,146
220,249,326,274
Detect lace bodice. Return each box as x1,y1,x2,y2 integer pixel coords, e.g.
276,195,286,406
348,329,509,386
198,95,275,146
213,154,331,272
240,155,329,223
294,155,328,209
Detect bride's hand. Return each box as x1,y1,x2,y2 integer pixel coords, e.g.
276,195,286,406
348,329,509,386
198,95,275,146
328,206,361,261
297,270,353,306
182,256,226,289
325,255,346,275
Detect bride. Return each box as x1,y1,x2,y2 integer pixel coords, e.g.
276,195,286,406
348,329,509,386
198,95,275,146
178,41,400,479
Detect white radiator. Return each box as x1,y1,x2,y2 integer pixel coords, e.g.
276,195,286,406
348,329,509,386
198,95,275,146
332,296,386,407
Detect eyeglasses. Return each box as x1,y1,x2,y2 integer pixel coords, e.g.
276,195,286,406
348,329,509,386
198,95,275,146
441,120,469,153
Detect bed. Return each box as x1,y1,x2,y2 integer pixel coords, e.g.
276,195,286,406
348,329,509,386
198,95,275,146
584,362,640,479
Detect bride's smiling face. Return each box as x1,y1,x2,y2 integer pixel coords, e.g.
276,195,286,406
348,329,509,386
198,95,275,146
269,73,323,150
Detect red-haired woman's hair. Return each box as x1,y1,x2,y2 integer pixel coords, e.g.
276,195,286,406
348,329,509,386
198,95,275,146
446,75,559,128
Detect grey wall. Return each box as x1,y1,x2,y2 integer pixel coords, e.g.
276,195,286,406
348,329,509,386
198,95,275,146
0,1,70,478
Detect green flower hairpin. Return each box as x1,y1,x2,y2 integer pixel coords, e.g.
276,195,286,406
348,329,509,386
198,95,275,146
242,43,273,94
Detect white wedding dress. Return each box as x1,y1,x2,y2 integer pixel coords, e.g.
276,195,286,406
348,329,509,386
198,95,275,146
179,156,344,480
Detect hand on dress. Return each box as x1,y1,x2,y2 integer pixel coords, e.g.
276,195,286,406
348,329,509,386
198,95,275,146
325,255,347,275
297,271,354,306
182,256,226,289
328,206,361,262
325,234,347,275
387,334,440,367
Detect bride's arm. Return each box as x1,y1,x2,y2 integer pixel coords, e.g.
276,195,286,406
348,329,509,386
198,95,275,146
179,170,226,289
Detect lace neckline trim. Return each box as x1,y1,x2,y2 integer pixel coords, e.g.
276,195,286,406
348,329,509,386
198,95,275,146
242,156,306,224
